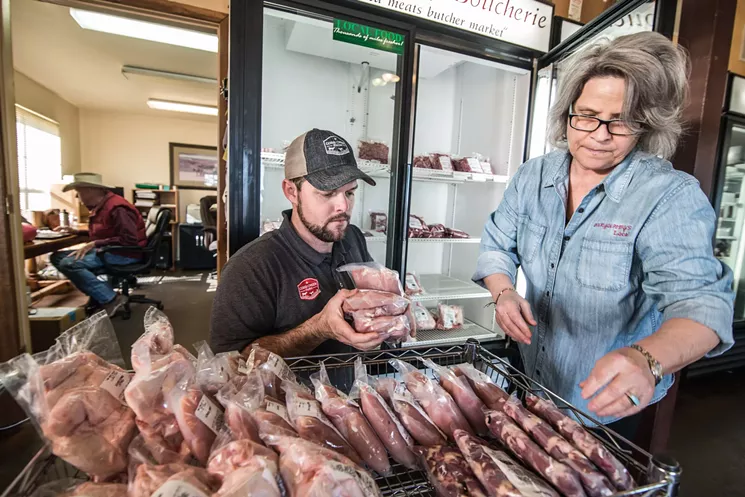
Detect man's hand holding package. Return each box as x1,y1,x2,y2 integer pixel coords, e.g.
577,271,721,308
319,289,388,351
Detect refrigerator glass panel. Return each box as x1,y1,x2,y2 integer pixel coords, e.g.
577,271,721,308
260,8,402,264
402,44,531,346
715,121,745,319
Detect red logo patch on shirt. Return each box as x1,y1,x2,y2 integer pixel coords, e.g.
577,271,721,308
297,278,321,301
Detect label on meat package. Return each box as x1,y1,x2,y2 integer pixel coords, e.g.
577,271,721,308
264,399,291,424
294,398,323,418
264,353,295,381
442,306,458,329
99,370,131,404
150,480,209,497
439,156,453,171
409,216,423,229
405,273,422,293
327,461,380,496
466,158,484,173
237,357,249,375
195,395,225,434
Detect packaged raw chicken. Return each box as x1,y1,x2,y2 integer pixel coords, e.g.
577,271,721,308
311,363,390,475
389,359,472,440
349,358,417,469
415,445,488,497
338,262,404,295
266,435,383,497
369,211,387,233
342,290,409,316
349,313,412,341
404,272,424,295
283,380,362,465
411,302,436,330
245,345,297,402
435,304,464,330
207,431,278,481
132,307,177,373
359,139,389,164
456,363,510,410
216,368,264,443
421,358,487,436
194,341,243,395
129,462,219,497
0,312,136,480
214,463,282,497
166,377,222,466
30,480,128,497
377,380,446,446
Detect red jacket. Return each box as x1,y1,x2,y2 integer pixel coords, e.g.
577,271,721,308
89,192,147,259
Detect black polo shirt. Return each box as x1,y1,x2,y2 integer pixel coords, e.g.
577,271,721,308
209,210,373,356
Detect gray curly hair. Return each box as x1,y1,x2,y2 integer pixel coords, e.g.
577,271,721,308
548,31,690,160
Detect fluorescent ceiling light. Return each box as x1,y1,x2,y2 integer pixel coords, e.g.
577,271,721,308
70,8,217,53
147,99,218,116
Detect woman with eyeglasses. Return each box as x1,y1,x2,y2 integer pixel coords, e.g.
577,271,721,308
474,32,734,438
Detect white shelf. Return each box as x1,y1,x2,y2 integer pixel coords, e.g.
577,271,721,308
411,274,491,302
720,202,742,208
363,231,481,244
261,153,508,185
403,319,503,347
717,235,738,240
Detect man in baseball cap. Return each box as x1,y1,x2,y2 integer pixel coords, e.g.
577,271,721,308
210,129,387,357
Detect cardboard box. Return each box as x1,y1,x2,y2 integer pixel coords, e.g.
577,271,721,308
552,0,583,22
581,0,615,24
29,306,86,352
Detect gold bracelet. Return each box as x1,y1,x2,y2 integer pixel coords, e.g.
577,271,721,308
495,287,516,305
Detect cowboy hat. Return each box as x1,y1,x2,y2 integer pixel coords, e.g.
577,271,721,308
62,173,113,192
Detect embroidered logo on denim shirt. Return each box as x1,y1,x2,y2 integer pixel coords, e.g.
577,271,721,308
593,223,632,237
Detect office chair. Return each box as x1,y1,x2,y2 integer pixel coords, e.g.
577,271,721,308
200,195,218,277
96,208,172,320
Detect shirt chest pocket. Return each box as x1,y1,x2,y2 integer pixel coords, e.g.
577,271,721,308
576,238,633,291
517,216,547,264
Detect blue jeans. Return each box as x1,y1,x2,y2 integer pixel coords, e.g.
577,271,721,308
49,250,139,305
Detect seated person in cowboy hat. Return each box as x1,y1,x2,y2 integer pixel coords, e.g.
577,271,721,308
51,173,147,316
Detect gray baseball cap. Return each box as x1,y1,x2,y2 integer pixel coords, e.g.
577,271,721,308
284,129,376,191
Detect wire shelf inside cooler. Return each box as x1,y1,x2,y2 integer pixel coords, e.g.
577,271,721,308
409,274,492,302
404,320,503,347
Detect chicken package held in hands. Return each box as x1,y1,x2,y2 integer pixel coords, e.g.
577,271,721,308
453,429,525,497
349,358,417,469
130,463,220,497
0,312,136,480
389,359,472,440
503,397,614,497
456,363,510,410
338,262,404,295
524,394,634,491
415,445,488,497
245,345,297,402
435,304,464,330
383,380,446,446
421,358,487,436
349,313,412,339
311,363,390,475
166,378,222,466
267,435,383,497
283,380,362,465
342,290,409,316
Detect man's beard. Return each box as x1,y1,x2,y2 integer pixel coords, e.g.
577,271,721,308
297,200,349,243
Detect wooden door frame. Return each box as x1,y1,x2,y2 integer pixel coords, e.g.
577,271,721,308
0,0,228,361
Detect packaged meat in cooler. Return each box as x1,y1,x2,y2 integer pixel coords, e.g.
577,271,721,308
408,214,429,238
0,312,137,481
389,359,472,440
411,302,437,330
369,211,387,233
338,262,404,295
359,139,389,164
415,445,488,497
245,345,297,402
207,437,278,481
502,397,614,497
311,363,390,475
404,272,424,295
283,380,362,465
452,156,474,173
166,377,222,466
267,435,383,497
414,155,433,169
455,363,509,410
421,358,487,435
426,223,446,238
453,429,525,497
430,153,454,172
445,227,471,239
349,313,412,341
486,411,587,497
525,393,634,491
129,463,220,497
435,304,464,330
342,290,409,316
349,358,417,469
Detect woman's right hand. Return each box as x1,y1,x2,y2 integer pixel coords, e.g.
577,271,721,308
493,289,537,345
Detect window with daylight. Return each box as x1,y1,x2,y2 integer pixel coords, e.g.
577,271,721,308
15,104,62,212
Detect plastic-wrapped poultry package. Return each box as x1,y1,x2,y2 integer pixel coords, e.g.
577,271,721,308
487,411,587,497
338,262,404,295
415,445,488,497
0,312,137,480
166,377,222,466
206,431,278,481
453,429,526,497
29,479,128,497
245,345,297,402
502,397,614,497
389,359,472,440
349,313,412,340
411,302,437,330
456,363,510,410
267,435,383,497
129,463,219,497
525,394,634,491
435,304,464,330
311,363,390,475
283,380,362,465
342,290,409,316
377,379,446,447
421,359,488,436
194,341,243,396
349,358,417,469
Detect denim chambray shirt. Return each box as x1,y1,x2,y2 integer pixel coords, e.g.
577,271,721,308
473,148,734,424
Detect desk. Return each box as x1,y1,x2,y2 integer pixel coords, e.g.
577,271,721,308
24,234,88,259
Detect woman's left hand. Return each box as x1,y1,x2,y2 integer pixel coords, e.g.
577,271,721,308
580,348,656,419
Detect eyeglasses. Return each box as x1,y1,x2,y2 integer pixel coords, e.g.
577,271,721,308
568,113,644,136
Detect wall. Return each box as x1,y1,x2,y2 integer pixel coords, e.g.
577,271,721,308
13,71,80,176
78,110,217,223
169,0,228,13
414,67,457,156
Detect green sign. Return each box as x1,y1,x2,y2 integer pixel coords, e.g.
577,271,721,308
333,19,405,55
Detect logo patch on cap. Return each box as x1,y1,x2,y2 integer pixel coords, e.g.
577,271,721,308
323,136,350,156
297,278,321,300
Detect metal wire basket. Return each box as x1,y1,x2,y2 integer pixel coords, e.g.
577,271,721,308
285,340,681,497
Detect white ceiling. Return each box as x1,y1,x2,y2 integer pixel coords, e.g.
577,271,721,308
11,0,219,121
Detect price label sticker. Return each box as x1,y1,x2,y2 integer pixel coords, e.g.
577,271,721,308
150,480,209,497
466,158,484,173
195,395,225,434
100,370,131,404
265,399,290,424
439,156,453,172
294,399,323,419
265,353,295,381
